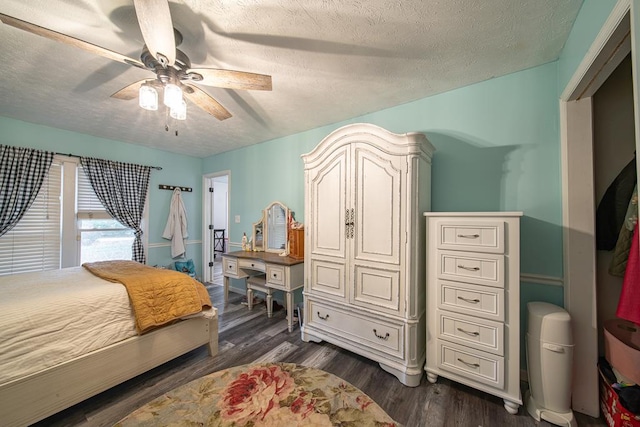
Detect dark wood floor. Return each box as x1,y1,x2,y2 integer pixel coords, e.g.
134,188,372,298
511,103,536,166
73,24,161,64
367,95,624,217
34,263,607,427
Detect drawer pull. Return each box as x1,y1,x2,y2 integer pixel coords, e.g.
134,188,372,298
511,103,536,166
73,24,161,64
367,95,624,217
457,358,480,369
372,329,390,340
457,265,480,271
317,311,330,320
457,296,480,304
457,233,480,239
251,263,255,267
457,327,480,337
272,273,277,278
345,209,355,239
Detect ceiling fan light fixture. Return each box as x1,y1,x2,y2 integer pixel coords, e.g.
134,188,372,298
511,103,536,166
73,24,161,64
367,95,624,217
170,99,187,121
139,83,158,111
163,83,182,109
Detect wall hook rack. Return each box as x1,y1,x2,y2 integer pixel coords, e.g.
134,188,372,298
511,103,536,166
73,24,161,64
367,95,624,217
159,184,192,192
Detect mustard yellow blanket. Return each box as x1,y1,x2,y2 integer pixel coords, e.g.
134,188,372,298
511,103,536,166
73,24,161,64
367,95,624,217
83,260,212,334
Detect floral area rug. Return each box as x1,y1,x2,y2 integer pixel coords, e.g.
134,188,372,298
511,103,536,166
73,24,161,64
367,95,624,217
115,362,403,426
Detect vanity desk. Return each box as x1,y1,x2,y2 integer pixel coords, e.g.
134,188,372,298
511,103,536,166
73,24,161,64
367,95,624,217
222,201,304,333
222,251,304,332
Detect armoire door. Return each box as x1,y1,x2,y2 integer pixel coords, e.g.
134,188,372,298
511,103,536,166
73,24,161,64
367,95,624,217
307,144,350,299
350,143,404,313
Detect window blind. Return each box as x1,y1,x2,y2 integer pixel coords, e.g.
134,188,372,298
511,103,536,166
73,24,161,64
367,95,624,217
76,166,112,220
0,161,62,275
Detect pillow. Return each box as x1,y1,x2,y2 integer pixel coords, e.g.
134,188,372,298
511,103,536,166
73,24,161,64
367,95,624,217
175,259,196,278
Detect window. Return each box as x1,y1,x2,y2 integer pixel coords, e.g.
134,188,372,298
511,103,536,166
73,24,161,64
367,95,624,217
76,167,134,264
0,161,62,275
0,155,148,276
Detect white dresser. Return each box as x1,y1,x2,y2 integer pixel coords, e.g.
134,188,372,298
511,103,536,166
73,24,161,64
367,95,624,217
301,123,435,387
424,212,523,413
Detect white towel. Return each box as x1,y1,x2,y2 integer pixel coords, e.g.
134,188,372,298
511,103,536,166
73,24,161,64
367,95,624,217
162,188,188,258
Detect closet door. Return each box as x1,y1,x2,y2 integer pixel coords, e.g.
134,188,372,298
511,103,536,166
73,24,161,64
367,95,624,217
307,144,351,300
351,143,404,313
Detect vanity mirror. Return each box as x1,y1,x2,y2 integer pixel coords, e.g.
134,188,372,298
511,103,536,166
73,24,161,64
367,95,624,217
264,201,289,254
252,218,264,251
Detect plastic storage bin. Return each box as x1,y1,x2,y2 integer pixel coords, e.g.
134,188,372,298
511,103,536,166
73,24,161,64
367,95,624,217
604,318,640,385
525,302,576,427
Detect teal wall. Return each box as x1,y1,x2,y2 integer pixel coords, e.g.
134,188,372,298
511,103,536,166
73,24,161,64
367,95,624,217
0,117,204,272
558,0,619,94
205,62,563,278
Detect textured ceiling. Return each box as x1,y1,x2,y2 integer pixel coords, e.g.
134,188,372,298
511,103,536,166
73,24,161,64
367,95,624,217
0,0,583,158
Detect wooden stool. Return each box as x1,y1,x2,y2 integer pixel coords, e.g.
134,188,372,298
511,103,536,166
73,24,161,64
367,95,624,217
246,274,275,317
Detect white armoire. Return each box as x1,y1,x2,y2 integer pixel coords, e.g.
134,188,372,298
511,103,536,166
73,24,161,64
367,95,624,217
300,123,435,386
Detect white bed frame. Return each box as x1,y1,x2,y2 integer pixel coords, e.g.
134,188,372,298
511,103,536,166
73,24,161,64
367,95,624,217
0,308,218,427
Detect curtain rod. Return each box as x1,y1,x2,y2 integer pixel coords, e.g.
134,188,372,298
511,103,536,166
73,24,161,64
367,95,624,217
54,152,163,170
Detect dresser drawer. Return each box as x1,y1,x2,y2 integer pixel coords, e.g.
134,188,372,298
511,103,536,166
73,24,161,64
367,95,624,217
223,257,238,275
438,311,503,355
438,250,504,288
308,300,403,358
437,340,504,389
436,220,504,253
239,259,266,272
266,265,285,287
438,280,504,322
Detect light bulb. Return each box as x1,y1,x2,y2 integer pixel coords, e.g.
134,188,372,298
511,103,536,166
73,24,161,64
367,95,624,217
170,99,187,120
138,84,158,111
163,83,182,109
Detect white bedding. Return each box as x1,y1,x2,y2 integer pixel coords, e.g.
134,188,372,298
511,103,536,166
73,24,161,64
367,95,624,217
0,267,137,385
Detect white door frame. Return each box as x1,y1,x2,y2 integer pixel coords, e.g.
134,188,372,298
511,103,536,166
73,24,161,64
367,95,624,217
560,0,632,416
202,170,230,283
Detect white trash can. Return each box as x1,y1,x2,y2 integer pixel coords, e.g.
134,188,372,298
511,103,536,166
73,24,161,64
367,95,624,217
525,302,577,427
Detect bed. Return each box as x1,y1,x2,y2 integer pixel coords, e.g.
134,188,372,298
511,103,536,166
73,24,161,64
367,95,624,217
0,261,218,427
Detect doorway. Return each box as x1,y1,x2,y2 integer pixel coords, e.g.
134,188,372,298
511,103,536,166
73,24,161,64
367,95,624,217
202,171,229,283
560,0,634,416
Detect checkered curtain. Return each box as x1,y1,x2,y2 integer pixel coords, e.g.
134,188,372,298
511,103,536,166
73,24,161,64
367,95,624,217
80,157,151,263
0,145,54,237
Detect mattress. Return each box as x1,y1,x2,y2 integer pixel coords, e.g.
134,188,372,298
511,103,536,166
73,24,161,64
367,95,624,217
0,267,137,385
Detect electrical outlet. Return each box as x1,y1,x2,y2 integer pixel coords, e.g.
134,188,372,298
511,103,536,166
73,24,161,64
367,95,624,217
235,215,240,223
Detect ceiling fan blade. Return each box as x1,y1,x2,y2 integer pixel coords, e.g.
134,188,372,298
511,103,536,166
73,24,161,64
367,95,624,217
111,79,158,100
133,0,176,66
0,13,145,70
187,68,272,91
183,84,232,121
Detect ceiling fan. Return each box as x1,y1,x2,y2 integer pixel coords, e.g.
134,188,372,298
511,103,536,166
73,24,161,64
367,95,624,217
0,0,272,121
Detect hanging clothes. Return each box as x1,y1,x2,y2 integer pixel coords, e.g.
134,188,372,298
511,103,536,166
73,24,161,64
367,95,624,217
609,184,638,276
596,157,637,251
617,222,640,325
162,188,188,258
